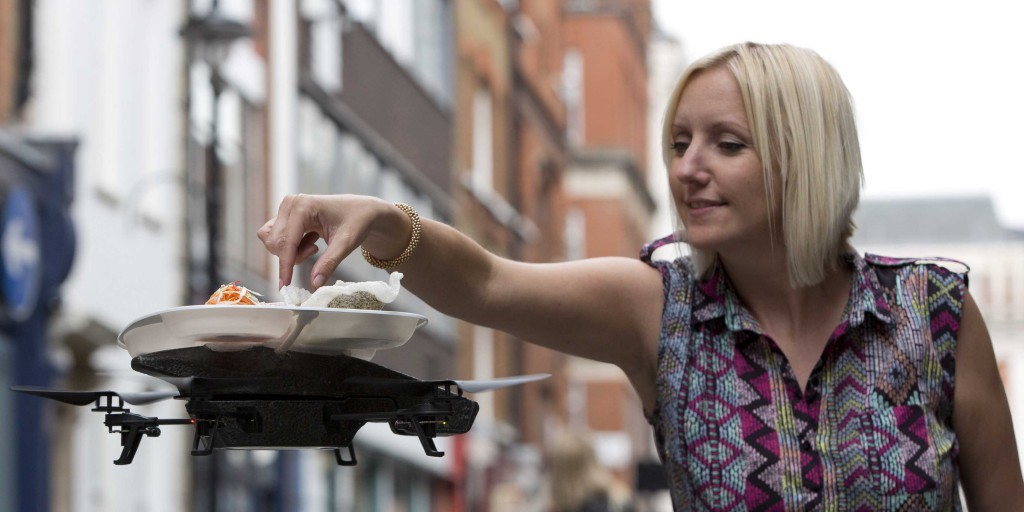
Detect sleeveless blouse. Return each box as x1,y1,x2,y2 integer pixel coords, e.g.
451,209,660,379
640,236,967,511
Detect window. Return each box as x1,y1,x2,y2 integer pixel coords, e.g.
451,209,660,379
300,0,343,93
471,87,494,192
342,0,452,105
342,0,381,31
379,169,404,203
297,95,342,196
563,48,585,146
410,0,452,102
379,0,415,66
474,326,495,424
297,94,445,237
355,142,382,197
222,92,269,278
565,207,587,260
337,132,363,193
329,131,350,193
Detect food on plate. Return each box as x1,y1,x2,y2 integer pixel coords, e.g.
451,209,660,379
205,281,263,305
281,272,403,310
279,284,311,306
327,291,386,310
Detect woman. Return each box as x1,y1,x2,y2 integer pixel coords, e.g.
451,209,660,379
259,42,1023,510
548,432,633,512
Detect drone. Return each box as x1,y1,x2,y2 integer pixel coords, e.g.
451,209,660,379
13,345,548,466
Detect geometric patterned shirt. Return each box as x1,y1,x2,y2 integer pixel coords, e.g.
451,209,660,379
640,236,967,511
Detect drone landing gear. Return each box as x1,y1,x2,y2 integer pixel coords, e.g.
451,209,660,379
409,418,443,457
328,417,445,465
104,412,193,465
106,413,158,465
190,418,218,456
334,444,357,466
78,393,192,465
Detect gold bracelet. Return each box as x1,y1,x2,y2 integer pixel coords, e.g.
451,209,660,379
361,203,422,270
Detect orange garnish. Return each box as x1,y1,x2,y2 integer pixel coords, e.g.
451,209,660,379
205,281,263,305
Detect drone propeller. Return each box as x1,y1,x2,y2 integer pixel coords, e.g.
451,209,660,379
453,373,551,393
10,386,178,406
346,373,551,394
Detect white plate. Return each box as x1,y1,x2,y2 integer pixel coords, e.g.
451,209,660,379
117,305,428,359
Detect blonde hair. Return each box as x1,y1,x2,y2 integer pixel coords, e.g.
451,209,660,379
661,42,863,287
549,432,617,511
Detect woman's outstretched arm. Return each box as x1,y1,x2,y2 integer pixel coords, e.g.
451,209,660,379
258,194,665,407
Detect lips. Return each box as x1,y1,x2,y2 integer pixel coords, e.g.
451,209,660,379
686,199,726,209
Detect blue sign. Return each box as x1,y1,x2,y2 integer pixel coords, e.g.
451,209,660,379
1,187,42,322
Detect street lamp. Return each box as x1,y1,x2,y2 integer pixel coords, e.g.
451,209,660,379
180,1,250,300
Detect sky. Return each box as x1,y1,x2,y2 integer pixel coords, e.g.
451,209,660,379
651,0,1024,229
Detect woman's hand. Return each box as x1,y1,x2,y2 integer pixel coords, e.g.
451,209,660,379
257,194,412,289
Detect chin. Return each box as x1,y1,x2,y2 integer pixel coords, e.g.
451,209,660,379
681,230,719,250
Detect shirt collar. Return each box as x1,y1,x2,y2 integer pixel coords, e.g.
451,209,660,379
846,252,894,326
689,262,760,333
689,252,894,333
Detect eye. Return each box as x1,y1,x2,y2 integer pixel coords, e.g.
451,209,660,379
668,141,689,156
719,141,746,154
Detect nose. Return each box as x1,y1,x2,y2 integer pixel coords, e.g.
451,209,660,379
671,141,710,187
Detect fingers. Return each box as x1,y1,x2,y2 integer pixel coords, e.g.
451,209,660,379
257,218,274,244
263,194,313,287
295,232,321,265
260,195,392,290
260,206,323,286
309,225,366,289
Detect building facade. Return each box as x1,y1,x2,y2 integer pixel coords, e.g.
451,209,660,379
24,1,191,510
561,0,658,492
452,1,666,509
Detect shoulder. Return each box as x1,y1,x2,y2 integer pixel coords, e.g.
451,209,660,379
640,235,695,275
639,236,698,306
862,253,970,291
863,253,970,275
861,253,970,353
640,234,681,261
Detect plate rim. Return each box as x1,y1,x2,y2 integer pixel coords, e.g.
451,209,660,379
116,305,429,349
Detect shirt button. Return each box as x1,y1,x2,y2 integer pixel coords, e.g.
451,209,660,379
800,439,813,452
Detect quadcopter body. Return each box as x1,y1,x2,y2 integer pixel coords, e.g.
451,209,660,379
14,346,543,465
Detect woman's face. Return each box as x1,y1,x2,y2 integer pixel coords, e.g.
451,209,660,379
668,66,778,256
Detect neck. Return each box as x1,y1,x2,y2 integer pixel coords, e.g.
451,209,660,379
718,248,852,338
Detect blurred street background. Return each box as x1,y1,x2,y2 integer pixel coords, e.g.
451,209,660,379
0,1,1021,511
